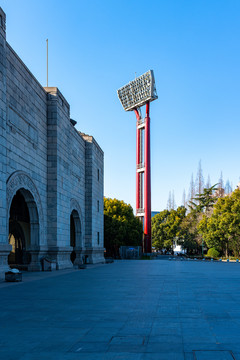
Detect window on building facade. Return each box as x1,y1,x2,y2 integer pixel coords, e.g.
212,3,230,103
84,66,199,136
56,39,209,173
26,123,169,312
97,232,100,245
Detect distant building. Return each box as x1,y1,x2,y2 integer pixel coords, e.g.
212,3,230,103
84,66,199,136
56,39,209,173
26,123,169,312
215,187,225,198
173,241,186,255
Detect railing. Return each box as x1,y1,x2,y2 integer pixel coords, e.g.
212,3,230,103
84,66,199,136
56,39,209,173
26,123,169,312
137,118,146,127
137,163,145,169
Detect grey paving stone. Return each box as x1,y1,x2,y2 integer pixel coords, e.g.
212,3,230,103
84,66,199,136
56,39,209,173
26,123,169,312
184,353,195,360
145,342,184,353
143,351,185,359
232,353,240,360
193,350,234,360
1,260,240,359
110,335,146,345
148,334,183,343
183,343,222,352
117,326,152,336
69,341,110,353
19,352,119,360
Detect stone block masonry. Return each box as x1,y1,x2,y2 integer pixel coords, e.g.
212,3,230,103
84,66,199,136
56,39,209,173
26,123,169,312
0,8,104,277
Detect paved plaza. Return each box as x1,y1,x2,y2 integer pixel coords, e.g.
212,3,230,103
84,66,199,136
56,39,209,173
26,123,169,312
1,260,240,359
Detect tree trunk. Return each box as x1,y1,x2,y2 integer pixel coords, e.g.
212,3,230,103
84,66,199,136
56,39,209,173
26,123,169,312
225,244,228,258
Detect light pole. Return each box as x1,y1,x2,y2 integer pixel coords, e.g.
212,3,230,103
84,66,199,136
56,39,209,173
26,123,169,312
117,70,158,253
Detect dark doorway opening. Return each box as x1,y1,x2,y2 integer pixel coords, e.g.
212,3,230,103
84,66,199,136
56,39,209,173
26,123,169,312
8,190,31,269
70,213,76,263
70,209,82,264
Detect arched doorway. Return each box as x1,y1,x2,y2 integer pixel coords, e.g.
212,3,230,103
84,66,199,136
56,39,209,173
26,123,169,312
8,188,39,269
70,209,81,264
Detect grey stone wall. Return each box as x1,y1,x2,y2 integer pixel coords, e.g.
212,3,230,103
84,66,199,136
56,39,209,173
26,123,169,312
0,9,10,272
6,44,48,246
0,7,104,275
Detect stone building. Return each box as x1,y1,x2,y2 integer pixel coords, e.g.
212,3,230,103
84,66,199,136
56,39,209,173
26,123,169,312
0,8,104,277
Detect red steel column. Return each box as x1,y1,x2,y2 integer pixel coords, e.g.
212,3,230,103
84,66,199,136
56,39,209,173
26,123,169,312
134,109,140,212
144,102,151,253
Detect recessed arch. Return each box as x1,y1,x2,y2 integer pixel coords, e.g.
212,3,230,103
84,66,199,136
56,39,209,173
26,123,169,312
70,199,84,245
70,209,82,263
70,199,84,265
6,171,46,270
8,188,39,268
6,171,45,245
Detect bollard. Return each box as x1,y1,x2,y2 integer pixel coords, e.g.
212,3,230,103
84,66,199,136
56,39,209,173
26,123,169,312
219,259,222,261
227,259,229,262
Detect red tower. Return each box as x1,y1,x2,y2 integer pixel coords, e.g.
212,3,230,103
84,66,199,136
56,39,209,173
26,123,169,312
117,70,158,253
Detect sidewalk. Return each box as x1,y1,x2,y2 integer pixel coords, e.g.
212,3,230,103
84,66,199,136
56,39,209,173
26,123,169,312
0,260,240,359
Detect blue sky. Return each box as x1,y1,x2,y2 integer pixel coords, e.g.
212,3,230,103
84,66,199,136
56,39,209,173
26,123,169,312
2,0,240,211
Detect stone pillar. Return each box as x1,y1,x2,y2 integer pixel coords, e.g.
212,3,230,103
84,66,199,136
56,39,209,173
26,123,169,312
74,247,85,266
47,247,73,270
45,87,73,270
82,136,104,264
0,8,10,277
28,246,48,272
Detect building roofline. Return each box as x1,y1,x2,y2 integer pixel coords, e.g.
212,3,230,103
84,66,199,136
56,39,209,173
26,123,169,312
79,132,104,155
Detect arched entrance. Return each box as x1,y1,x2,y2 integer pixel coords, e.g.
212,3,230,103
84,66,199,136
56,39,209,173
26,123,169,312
8,188,39,269
70,209,82,264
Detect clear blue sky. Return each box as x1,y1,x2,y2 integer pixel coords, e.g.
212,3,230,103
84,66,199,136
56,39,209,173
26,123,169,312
2,0,240,211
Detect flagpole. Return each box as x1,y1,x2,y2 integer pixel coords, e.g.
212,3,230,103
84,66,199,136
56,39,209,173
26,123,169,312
46,39,48,87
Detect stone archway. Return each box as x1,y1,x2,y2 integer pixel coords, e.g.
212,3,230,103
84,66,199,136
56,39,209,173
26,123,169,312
70,199,84,265
7,171,46,271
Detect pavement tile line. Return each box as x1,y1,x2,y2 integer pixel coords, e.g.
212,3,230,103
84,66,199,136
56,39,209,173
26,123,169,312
109,335,147,345
193,350,236,360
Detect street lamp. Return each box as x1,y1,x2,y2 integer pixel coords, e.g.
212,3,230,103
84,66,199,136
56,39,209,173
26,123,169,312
117,70,158,253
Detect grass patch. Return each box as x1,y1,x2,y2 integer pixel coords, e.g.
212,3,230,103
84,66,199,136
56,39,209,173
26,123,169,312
141,255,151,260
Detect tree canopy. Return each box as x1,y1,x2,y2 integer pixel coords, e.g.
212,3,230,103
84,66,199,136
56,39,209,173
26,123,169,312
104,198,142,257
152,207,186,251
178,211,202,253
198,189,240,257
188,184,218,213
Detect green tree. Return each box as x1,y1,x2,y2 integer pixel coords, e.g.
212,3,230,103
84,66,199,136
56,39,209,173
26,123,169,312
178,211,202,254
185,184,218,255
152,209,170,250
198,189,240,257
104,198,142,257
189,184,218,213
152,207,186,251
